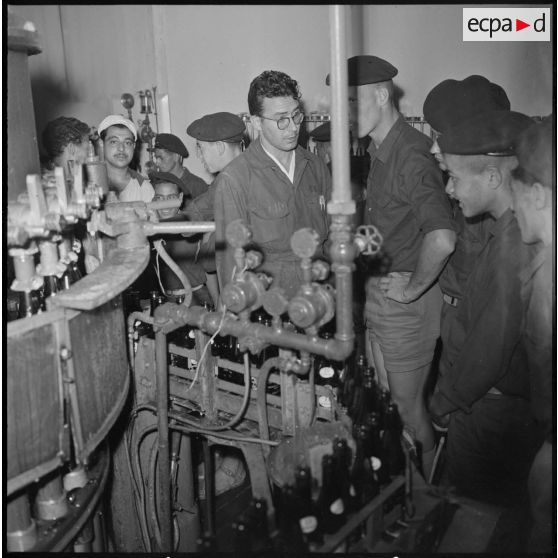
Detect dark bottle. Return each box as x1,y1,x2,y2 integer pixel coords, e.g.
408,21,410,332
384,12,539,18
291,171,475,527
350,425,380,509
245,498,273,552
377,387,392,431
294,465,323,549
381,403,406,479
232,515,252,553
316,454,346,534
348,354,367,421
40,275,61,309
16,290,43,319
60,260,82,290
365,414,390,486
274,484,306,553
196,531,217,553
332,437,353,513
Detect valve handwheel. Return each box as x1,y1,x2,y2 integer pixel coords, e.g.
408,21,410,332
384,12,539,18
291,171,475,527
355,225,383,256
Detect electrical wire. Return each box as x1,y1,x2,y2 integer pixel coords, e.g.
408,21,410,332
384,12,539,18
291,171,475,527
147,434,162,550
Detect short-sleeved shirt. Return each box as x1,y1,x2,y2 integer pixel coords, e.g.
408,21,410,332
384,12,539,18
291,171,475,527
179,167,208,201
439,204,492,299
518,242,554,440
434,209,537,414
118,169,154,203
365,116,455,272
214,138,331,297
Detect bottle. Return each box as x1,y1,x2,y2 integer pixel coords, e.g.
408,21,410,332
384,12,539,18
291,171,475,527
348,354,367,421
332,437,353,513
232,515,251,553
196,531,217,553
350,425,380,509
316,454,346,534
365,414,389,486
274,484,306,553
293,465,323,549
381,403,406,479
16,290,43,319
245,498,273,552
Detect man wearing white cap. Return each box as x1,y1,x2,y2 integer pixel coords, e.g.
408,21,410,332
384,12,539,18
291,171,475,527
97,114,154,203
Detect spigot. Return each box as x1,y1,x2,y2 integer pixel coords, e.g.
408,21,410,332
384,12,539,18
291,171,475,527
287,283,335,329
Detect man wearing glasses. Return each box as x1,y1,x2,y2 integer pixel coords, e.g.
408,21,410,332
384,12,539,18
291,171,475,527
97,114,154,203
214,70,331,298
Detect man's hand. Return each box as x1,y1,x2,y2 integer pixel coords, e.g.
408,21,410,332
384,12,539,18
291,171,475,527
429,392,451,430
379,272,417,303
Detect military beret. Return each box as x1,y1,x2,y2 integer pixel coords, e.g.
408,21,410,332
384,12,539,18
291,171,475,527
438,110,534,156
309,122,331,142
149,133,189,158
187,112,245,142
515,117,554,188
326,55,398,86
423,75,511,133
148,171,184,190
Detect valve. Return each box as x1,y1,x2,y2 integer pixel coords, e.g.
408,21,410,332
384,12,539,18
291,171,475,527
355,224,383,256
290,228,320,260
221,272,271,313
287,283,335,330
262,287,289,318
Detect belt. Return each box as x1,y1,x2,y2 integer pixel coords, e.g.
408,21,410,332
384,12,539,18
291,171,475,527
443,294,460,307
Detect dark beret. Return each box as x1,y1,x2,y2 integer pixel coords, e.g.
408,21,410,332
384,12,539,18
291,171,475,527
309,122,331,142
149,133,189,158
148,171,184,190
515,117,554,187
423,75,511,134
438,110,534,156
187,112,245,142
326,55,397,86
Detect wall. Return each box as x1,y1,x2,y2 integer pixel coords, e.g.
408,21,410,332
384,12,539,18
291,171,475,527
360,4,553,117
9,4,554,181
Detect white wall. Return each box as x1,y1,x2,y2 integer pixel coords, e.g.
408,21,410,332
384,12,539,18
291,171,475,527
361,5,553,117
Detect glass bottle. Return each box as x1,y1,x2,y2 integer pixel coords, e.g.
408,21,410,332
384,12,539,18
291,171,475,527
245,498,273,553
381,403,406,479
332,437,353,513
232,515,251,553
316,454,346,534
294,465,323,549
350,425,380,509
274,484,306,553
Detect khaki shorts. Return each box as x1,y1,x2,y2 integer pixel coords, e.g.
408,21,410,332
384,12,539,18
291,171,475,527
365,273,442,373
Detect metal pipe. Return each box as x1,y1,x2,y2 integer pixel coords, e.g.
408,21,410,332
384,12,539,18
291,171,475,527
153,311,172,552
328,5,354,211
143,221,215,236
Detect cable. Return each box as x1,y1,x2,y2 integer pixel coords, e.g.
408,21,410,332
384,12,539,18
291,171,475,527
256,357,283,445
153,238,193,306
147,434,162,550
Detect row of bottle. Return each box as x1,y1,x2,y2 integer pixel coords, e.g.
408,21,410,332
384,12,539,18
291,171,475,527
7,247,83,321
197,431,405,554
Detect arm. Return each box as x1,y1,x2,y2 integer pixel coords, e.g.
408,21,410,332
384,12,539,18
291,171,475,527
382,228,456,303
213,172,248,293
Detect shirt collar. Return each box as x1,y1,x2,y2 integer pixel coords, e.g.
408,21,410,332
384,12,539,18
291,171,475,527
367,114,406,164
250,136,310,169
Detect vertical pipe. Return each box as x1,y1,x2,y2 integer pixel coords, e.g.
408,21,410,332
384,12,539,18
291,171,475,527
154,328,172,551
329,5,351,205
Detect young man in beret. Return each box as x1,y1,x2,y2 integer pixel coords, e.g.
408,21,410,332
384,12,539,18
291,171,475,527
509,117,554,552
429,110,543,507
151,133,207,201
98,114,154,203
148,171,213,307
422,76,510,384
183,111,247,306
331,55,457,479
213,70,331,298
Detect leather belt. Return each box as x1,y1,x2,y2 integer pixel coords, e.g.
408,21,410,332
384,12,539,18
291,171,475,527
443,294,460,307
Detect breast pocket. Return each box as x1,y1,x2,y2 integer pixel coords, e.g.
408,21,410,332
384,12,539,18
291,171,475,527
249,201,290,248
